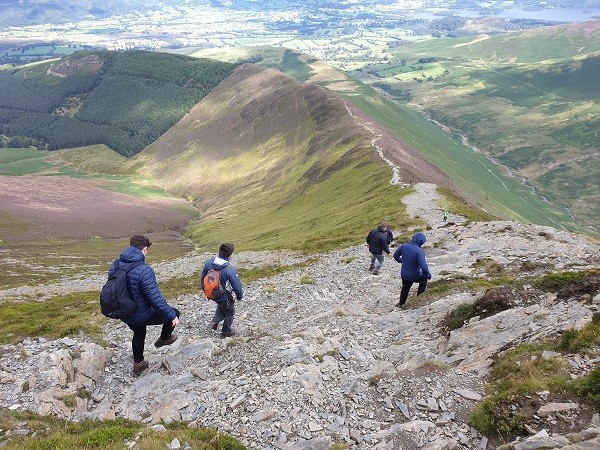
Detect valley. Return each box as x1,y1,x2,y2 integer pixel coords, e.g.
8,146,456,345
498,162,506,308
1,3,598,236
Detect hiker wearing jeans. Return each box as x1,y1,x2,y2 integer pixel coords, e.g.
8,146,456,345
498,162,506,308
366,222,391,275
108,235,180,375
200,243,244,338
393,232,432,307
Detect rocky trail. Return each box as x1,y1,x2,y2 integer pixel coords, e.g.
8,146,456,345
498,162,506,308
1,183,599,450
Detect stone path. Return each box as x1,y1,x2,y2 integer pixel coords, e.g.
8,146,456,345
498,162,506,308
0,184,599,450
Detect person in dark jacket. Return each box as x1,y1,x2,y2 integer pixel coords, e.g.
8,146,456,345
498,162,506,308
108,235,180,375
200,243,244,338
366,222,391,275
393,232,432,307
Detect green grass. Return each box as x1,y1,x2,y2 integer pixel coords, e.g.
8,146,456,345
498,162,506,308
445,304,474,331
558,313,600,354
534,270,596,292
0,292,105,345
299,275,314,285
45,145,141,175
436,186,498,222
0,411,246,450
187,158,416,253
570,365,600,404
0,235,193,290
0,148,53,174
337,82,584,233
469,342,568,438
279,49,315,81
357,27,600,235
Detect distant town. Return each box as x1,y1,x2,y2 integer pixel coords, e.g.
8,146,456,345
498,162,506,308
0,0,598,67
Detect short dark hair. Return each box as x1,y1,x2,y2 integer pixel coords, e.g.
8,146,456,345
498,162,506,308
218,242,234,258
130,235,151,250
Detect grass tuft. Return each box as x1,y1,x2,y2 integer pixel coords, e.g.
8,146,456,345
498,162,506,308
444,303,474,331
469,318,600,440
0,410,246,449
557,313,600,354
534,270,595,292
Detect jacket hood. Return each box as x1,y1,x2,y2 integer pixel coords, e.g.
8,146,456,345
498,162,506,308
119,246,145,264
411,232,427,247
211,255,231,270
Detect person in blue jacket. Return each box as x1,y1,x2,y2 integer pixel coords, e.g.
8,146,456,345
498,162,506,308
393,232,432,307
201,242,244,338
108,235,180,375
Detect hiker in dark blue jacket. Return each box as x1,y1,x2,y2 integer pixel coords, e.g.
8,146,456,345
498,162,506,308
108,235,180,375
200,242,244,338
366,222,391,275
393,232,432,307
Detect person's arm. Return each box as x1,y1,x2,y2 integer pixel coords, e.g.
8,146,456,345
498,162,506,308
418,250,432,279
382,235,390,255
229,267,244,301
139,266,177,320
393,245,402,263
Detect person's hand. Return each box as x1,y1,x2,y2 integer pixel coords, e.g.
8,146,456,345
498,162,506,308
172,316,179,328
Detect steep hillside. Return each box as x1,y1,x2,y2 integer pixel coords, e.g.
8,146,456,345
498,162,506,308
0,51,236,155
356,20,600,235
188,46,590,237
139,63,451,252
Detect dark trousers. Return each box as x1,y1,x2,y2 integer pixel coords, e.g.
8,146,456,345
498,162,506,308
212,299,235,334
399,276,428,305
127,308,180,363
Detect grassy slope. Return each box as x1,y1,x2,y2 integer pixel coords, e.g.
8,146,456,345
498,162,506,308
202,47,583,233
361,21,600,234
0,146,197,289
336,82,580,230
139,64,417,252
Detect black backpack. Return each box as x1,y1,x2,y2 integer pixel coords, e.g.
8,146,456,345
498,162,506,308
100,260,143,319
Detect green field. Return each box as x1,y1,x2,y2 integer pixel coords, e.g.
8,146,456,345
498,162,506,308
0,148,53,174
349,25,600,234
179,43,597,236
338,83,582,232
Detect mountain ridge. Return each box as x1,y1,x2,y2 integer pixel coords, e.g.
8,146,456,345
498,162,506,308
135,63,454,252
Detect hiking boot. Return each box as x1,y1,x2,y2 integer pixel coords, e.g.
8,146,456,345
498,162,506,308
154,333,178,348
210,322,218,331
372,271,380,275
220,330,235,339
368,266,374,273
132,360,149,375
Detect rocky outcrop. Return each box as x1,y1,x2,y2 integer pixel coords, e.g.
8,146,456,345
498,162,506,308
0,183,598,449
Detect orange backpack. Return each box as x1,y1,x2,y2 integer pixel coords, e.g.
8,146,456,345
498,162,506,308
203,268,226,300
